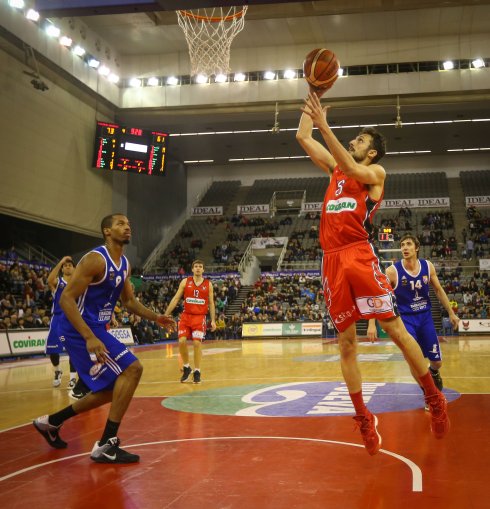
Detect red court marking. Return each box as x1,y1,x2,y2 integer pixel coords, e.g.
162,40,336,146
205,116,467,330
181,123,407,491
0,395,487,508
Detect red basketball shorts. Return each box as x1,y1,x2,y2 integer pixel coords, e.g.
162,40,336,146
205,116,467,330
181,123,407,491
178,313,207,341
321,241,398,332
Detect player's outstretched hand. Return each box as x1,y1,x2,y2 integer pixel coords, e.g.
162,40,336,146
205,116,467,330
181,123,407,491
156,314,176,332
301,91,330,129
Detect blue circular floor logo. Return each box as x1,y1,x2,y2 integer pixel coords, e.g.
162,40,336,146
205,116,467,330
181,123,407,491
162,381,460,417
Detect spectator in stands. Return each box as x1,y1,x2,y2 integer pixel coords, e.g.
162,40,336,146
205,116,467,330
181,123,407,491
466,239,474,259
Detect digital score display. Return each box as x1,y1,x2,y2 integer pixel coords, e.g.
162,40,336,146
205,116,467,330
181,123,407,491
92,121,168,176
378,227,394,242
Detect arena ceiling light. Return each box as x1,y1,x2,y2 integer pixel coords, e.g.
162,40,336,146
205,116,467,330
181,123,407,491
45,24,61,38
215,73,228,83
283,69,296,79
264,71,276,80
25,9,40,21
129,77,142,87
8,0,24,8
442,60,454,70
166,76,179,85
472,58,485,69
234,72,246,82
59,36,72,47
195,74,208,84
98,65,110,76
88,58,100,68
73,45,85,57
338,68,345,77
147,77,159,86
108,73,119,83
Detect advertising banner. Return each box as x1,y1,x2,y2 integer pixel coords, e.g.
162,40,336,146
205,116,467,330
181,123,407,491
459,319,490,333
251,237,288,249
8,329,49,355
242,323,263,337
191,206,223,216
465,196,490,207
380,197,450,209
237,204,270,215
479,259,490,271
0,332,11,356
242,322,323,338
301,202,323,212
301,322,323,335
108,327,135,345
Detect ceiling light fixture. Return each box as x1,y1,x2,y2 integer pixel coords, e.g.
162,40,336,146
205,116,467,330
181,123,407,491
215,74,227,83
45,24,61,38
59,36,72,47
73,45,85,57
472,58,485,69
129,77,142,87
25,9,40,21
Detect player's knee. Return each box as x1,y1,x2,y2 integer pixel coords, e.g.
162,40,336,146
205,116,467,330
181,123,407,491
178,336,188,344
431,361,442,370
125,360,143,380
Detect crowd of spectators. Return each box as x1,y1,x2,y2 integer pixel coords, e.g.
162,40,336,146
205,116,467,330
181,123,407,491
2,204,489,345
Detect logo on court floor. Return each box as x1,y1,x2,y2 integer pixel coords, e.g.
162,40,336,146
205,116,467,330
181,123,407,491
162,382,460,417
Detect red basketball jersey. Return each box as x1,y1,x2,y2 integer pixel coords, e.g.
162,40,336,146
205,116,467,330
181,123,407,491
183,276,210,315
319,166,383,251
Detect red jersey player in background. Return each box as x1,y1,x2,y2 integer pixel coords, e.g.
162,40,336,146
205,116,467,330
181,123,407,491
296,88,449,455
165,260,216,384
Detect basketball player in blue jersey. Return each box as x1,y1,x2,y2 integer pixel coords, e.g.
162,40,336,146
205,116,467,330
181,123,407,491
368,234,459,405
46,256,77,388
33,214,176,463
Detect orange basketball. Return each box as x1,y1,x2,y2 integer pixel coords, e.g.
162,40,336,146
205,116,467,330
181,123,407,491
303,48,339,90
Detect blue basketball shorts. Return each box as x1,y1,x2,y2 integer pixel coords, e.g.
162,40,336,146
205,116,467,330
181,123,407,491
402,311,442,362
45,315,65,354
60,325,138,392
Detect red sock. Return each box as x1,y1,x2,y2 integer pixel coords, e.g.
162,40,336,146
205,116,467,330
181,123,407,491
350,390,368,416
419,371,438,396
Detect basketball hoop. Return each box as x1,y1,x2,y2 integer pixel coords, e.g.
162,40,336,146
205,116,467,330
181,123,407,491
177,6,248,77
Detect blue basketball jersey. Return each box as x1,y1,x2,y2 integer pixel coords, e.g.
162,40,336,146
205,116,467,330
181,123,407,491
51,277,68,316
60,245,129,332
393,258,431,315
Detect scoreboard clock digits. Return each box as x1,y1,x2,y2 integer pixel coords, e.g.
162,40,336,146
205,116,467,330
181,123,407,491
378,227,394,242
93,121,168,176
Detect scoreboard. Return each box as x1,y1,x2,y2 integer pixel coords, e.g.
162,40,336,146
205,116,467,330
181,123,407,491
92,121,168,176
378,227,394,242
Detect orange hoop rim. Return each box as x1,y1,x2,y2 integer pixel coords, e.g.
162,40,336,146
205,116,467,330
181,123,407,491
177,8,247,23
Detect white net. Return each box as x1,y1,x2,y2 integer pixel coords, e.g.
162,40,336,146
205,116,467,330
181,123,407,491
177,6,248,77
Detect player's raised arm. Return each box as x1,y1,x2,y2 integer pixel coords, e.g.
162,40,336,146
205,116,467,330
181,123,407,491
297,88,336,175
47,256,71,291
302,92,386,186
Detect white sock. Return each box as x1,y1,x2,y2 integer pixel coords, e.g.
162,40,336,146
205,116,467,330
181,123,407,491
70,372,76,380
184,364,190,368
194,368,200,373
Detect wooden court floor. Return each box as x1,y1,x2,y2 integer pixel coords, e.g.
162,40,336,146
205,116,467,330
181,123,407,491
0,335,489,509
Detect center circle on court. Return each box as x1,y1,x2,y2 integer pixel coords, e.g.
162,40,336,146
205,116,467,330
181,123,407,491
162,381,460,417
